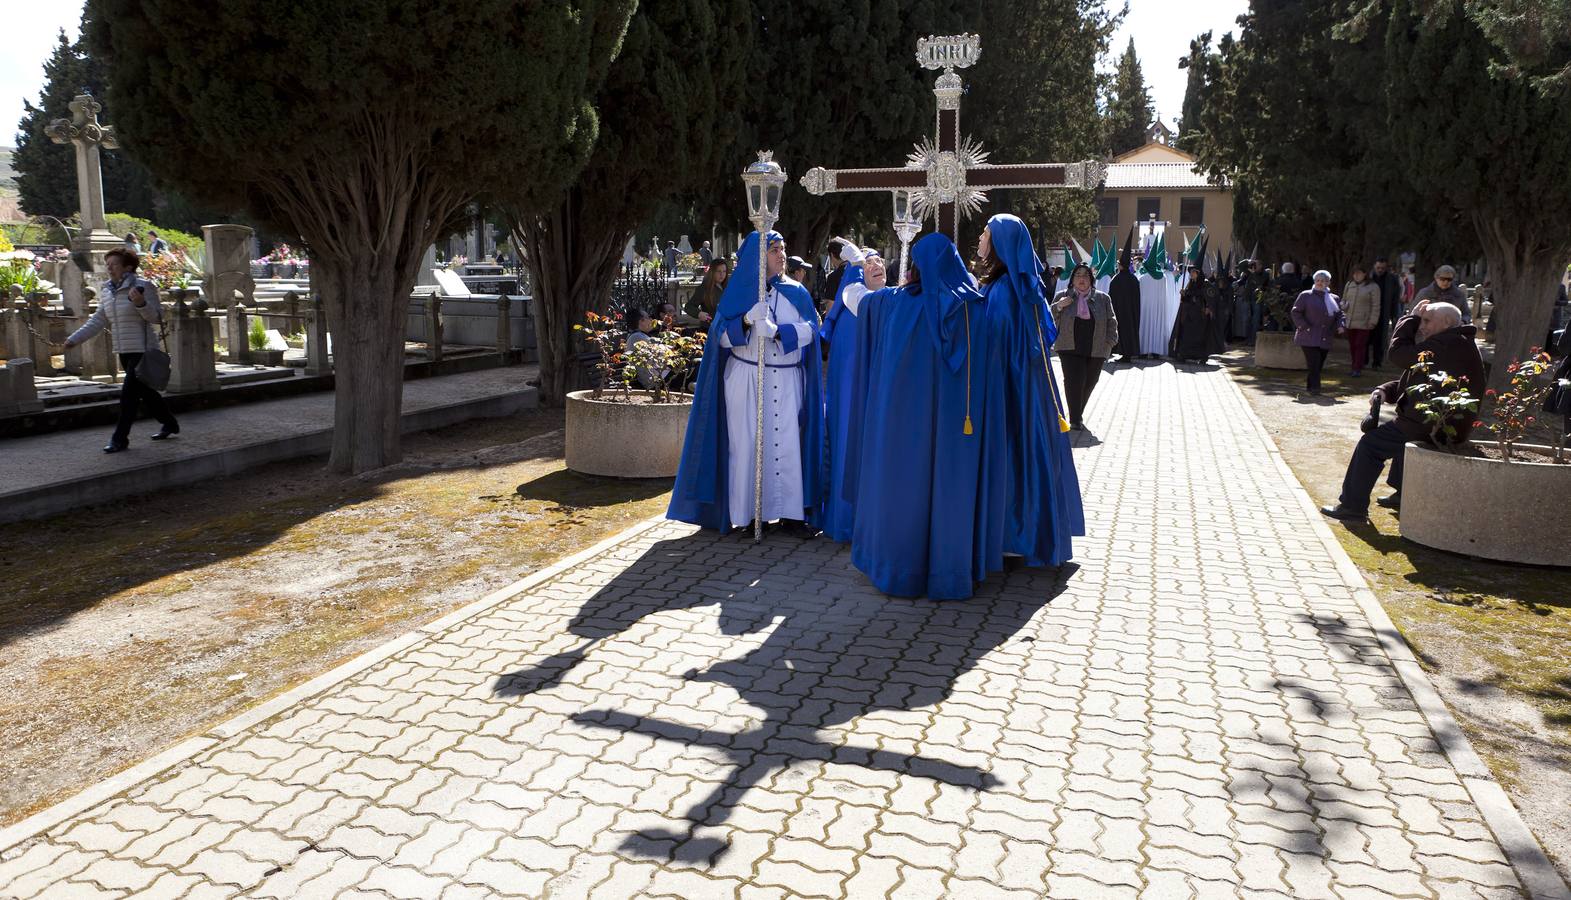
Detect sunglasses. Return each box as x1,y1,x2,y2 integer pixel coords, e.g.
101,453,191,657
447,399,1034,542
1436,277,1453,283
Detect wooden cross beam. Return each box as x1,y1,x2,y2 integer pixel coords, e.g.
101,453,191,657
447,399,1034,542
801,34,1105,241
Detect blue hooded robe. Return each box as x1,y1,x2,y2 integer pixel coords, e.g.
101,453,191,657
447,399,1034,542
842,234,1007,600
818,252,877,543
668,231,826,531
981,214,1085,567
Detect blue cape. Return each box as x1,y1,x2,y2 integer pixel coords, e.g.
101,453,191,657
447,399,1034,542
981,215,1083,567
819,260,868,543
842,233,1007,599
667,231,825,531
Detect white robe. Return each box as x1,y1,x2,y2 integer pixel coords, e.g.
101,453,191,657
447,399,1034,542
719,284,815,526
1137,274,1174,355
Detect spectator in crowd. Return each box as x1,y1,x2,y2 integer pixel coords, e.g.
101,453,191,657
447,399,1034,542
1322,300,1483,520
698,240,713,267
624,307,668,389
1402,266,1417,309
686,258,729,325
61,248,179,452
662,241,679,272
1050,262,1119,431
1369,257,1403,369
1291,269,1346,396
657,301,679,330
1412,265,1468,321
1340,263,1381,376
820,239,848,312
1236,259,1269,341
1545,325,1571,443
785,255,812,291
145,230,168,257
123,232,142,255
1548,279,1569,349
1275,261,1304,298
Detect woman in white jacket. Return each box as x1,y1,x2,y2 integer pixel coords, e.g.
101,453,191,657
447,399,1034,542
63,248,180,452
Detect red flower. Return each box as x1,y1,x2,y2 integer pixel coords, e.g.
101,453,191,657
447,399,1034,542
1472,420,1482,428
1486,389,1497,397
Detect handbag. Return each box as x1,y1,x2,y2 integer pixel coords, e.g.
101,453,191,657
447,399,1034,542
137,316,172,392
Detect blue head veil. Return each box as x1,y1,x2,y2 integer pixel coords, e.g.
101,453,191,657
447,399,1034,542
910,233,985,372
987,212,1057,346
715,230,782,323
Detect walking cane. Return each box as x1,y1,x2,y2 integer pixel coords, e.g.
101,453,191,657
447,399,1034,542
741,153,787,542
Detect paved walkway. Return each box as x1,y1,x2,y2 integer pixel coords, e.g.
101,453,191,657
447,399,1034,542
1,361,1563,899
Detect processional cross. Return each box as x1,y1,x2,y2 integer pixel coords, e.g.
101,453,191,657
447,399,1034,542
802,34,1105,260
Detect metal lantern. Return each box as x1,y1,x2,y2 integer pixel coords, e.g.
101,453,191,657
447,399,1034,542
742,152,787,232
892,188,912,224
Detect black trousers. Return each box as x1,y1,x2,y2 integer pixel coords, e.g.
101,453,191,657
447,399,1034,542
1302,346,1328,392
1338,421,1409,511
114,352,177,445
1060,353,1105,427
1370,317,1390,368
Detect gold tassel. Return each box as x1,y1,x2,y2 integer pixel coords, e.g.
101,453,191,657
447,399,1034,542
963,303,974,436
964,415,974,435
1037,303,1073,434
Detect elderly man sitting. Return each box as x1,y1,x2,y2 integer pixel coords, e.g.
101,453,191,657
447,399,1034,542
1321,301,1484,520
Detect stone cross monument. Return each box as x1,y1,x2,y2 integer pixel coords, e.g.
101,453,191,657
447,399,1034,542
45,93,125,273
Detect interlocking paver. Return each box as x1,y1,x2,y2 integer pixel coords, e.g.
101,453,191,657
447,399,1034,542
2,363,1563,899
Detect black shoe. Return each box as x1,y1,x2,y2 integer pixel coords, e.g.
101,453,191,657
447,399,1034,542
102,442,129,454
1070,421,1085,432
150,424,180,441
1003,555,1026,573
1320,504,1367,522
778,519,818,540
1376,492,1401,510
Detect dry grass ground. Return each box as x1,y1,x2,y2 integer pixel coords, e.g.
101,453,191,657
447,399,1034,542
0,409,672,827
1224,350,1570,879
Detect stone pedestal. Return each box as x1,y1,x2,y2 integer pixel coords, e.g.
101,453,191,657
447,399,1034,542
226,303,252,364
427,292,444,362
63,308,118,380
58,261,89,316
166,305,220,394
1,308,28,361
0,358,45,416
304,295,332,377
203,224,257,310
496,295,512,357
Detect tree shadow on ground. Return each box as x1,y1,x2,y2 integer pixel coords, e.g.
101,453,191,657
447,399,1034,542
1342,522,1570,611
512,469,671,505
493,529,1073,864
0,413,581,649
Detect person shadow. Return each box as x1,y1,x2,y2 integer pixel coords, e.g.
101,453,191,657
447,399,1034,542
492,528,1073,865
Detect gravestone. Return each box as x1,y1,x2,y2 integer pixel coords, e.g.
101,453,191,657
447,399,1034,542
165,302,220,394
203,224,256,310
304,294,332,376
44,94,122,273
0,359,44,416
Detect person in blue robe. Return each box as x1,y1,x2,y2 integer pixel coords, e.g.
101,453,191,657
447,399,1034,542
668,230,825,536
976,213,1084,568
841,233,1007,600
818,240,887,543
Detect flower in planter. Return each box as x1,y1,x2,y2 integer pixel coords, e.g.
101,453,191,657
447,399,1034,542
1484,348,1554,462
1405,351,1480,450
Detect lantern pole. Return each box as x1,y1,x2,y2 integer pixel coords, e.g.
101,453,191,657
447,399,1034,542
892,189,920,284
741,152,786,542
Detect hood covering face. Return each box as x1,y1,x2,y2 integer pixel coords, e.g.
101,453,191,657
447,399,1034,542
911,232,985,372
715,230,783,322
986,214,1047,311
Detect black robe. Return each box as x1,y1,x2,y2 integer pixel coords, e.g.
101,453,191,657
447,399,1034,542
1207,277,1232,354
1109,269,1141,358
1170,285,1212,360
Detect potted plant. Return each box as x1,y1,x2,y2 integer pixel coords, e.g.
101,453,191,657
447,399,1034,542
248,314,285,366
563,309,702,478
1401,349,1571,565
1252,287,1306,369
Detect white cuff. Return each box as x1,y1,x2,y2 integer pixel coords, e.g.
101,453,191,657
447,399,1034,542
839,241,864,264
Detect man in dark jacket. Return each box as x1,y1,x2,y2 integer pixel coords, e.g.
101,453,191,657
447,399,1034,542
1321,300,1483,520
1369,257,1403,369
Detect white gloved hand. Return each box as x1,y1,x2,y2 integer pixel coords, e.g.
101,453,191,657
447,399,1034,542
837,239,864,264
744,300,771,326
754,317,779,340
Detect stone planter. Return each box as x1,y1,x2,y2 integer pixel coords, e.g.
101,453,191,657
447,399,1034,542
1253,331,1305,369
565,389,692,478
273,263,296,280
250,348,286,367
1401,441,1571,566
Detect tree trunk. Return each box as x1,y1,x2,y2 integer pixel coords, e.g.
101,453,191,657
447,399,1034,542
1473,212,1571,392
317,258,414,473
513,187,631,407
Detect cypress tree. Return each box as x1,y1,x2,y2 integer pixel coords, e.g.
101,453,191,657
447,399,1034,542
85,0,634,473
1105,37,1153,156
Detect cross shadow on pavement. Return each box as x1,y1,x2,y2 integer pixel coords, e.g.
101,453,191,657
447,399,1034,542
492,528,1073,865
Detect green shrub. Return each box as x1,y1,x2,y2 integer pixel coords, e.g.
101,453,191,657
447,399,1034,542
105,214,202,256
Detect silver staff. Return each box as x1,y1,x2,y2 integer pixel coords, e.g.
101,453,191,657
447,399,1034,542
741,152,786,541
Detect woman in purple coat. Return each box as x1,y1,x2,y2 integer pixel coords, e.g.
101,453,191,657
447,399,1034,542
1291,269,1347,395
